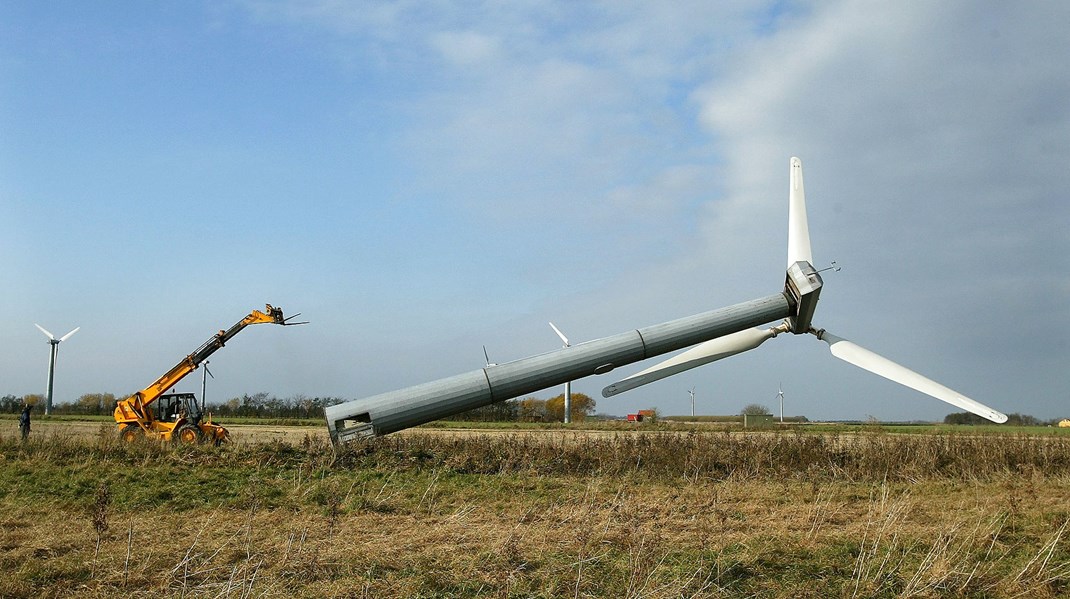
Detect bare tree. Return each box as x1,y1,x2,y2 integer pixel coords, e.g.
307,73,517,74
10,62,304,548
741,403,771,416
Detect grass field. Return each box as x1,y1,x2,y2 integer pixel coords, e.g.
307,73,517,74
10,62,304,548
2,425,1069,597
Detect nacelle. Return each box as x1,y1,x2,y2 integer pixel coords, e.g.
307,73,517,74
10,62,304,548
785,261,823,334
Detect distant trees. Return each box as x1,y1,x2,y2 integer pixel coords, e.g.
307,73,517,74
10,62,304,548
210,393,346,419
545,392,597,422
450,399,520,422
75,393,116,416
451,393,598,423
518,397,546,422
944,412,988,425
741,403,772,416
0,391,344,419
944,412,1048,426
1004,413,1044,426
1,395,21,413
19,392,128,416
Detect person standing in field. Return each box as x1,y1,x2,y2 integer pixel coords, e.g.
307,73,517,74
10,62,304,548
18,405,31,441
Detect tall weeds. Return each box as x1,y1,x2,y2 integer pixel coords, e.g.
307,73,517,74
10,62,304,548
333,430,1070,482
5,428,1069,481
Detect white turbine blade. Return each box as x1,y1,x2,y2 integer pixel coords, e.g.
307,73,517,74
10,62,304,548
602,327,777,397
59,327,80,342
549,322,569,346
815,330,1008,423
34,323,55,340
787,156,813,267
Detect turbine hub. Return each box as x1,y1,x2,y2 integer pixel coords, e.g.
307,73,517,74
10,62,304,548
784,261,823,334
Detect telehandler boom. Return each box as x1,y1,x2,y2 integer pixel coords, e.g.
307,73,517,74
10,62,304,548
114,304,302,444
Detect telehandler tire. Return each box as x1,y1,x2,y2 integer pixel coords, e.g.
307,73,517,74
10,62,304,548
118,425,143,443
173,424,203,445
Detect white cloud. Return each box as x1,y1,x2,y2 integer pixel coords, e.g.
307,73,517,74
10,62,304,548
430,30,501,67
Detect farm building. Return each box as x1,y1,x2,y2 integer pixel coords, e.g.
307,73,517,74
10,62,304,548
626,410,658,423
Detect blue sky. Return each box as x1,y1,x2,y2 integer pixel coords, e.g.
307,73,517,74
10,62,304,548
2,1,1067,422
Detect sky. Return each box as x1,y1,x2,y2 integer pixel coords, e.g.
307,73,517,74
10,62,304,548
2,1,1067,422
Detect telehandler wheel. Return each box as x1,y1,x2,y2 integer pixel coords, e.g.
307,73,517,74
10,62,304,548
173,424,203,445
118,425,143,443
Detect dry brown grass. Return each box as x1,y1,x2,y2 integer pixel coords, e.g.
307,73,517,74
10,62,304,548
1,429,1069,597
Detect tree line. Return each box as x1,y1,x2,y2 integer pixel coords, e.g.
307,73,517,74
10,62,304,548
0,391,598,421
0,392,347,419
1,392,1058,425
942,411,1063,427
449,393,598,422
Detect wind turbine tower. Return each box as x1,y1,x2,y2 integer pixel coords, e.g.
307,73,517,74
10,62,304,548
34,324,80,416
549,322,572,423
777,383,785,423
200,360,215,412
688,387,696,418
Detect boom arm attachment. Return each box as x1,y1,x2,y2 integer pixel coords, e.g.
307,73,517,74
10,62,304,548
114,304,299,426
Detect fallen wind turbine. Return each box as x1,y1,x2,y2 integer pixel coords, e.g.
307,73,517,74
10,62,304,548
34,323,80,416
324,157,1005,444
602,158,1007,424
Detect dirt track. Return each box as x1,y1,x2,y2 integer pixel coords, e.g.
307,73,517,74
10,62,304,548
12,419,331,445
13,420,687,446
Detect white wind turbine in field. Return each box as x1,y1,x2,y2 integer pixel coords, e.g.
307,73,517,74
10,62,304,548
549,322,572,423
34,323,80,416
776,383,785,423
603,157,1007,424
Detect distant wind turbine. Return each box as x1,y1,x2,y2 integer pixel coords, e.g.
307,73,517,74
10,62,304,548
34,323,80,416
776,383,785,423
688,386,696,418
200,360,215,412
549,322,572,423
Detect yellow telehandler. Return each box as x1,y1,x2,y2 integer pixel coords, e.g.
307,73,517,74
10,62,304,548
113,304,303,444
